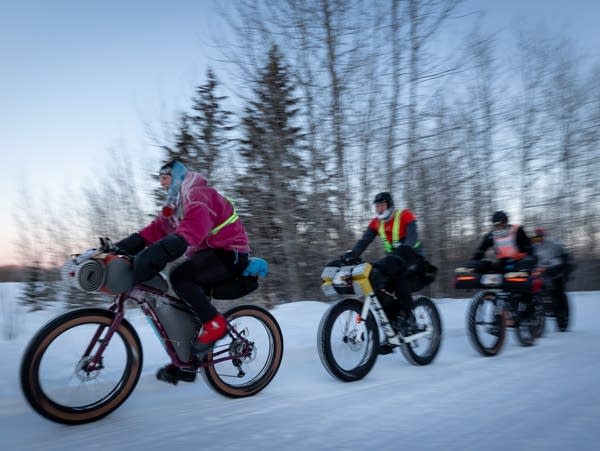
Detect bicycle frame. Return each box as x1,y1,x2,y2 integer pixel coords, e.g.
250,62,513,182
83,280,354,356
83,283,252,374
359,293,431,346
481,288,529,328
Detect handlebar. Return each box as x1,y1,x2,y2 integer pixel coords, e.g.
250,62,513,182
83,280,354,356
98,237,132,258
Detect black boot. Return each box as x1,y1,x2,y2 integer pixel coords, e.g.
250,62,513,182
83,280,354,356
393,310,418,336
156,364,197,385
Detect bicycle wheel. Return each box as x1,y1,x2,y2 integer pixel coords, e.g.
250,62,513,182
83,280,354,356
317,298,379,382
531,296,546,339
202,305,283,398
515,299,540,347
20,308,143,425
401,296,442,366
554,292,570,332
467,291,506,357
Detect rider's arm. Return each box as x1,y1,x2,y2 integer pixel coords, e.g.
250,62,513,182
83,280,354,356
403,220,418,248
133,233,188,282
350,227,377,257
115,232,147,255
139,215,173,245
472,232,493,260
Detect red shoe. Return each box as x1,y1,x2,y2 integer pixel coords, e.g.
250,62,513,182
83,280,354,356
192,313,228,354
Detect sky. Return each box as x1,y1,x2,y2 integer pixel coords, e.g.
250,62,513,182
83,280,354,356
1,0,599,266
1,284,599,450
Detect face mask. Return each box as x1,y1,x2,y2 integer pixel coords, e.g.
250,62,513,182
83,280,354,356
377,208,393,221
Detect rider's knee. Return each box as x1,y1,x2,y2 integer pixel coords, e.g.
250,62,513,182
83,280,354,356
169,260,192,288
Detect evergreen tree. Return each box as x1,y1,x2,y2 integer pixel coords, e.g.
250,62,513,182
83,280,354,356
189,68,233,180
153,69,233,207
236,45,307,301
20,261,47,312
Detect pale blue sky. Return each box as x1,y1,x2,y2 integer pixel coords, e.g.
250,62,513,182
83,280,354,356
1,0,599,265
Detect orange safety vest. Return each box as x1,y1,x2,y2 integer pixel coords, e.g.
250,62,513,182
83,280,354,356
493,224,526,260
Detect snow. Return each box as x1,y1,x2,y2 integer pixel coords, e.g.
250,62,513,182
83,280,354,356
1,283,599,451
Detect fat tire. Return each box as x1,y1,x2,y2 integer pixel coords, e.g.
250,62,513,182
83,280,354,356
202,305,283,398
515,314,535,347
555,293,570,332
401,296,442,366
467,291,506,357
317,298,379,382
20,308,143,425
531,296,546,339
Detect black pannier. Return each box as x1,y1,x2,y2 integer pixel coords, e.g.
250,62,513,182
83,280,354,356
207,276,259,300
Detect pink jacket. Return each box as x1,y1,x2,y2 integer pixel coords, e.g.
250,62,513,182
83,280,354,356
139,172,250,255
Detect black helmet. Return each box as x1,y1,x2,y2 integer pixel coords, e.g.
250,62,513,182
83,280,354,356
491,210,508,225
373,192,394,208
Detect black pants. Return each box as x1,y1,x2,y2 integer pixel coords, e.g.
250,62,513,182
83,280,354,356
169,249,248,322
372,246,419,318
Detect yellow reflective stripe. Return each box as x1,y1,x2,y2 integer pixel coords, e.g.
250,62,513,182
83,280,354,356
378,210,401,253
209,197,240,236
378,220,391,252
209,212,239,235
392,210,401,245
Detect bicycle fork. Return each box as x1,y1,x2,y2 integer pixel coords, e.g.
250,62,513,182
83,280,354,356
81,296,127,373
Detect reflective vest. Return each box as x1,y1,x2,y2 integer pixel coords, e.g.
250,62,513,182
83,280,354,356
378,210,424,253
493,224,524,259
209,197,240,236
378,210,402,252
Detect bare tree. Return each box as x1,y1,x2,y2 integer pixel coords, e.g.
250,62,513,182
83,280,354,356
82,147,148,241
510,25,554,224
404,0,460,210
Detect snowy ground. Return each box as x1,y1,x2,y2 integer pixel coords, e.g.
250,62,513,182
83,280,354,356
1,283,599,451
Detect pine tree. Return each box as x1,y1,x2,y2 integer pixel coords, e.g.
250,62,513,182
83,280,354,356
153,69,233,207
236,45,307,301
189,68,233,181
20,261,46,312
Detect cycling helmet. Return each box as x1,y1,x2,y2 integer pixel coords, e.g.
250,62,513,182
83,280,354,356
373,192,394,208
491,210,508,225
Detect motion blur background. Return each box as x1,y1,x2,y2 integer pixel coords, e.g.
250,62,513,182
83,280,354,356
2,0,599,307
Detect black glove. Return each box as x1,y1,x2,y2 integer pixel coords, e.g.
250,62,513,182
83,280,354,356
466,259,484,272
340,250,359,265
134,234,188,282
115,233,147,256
